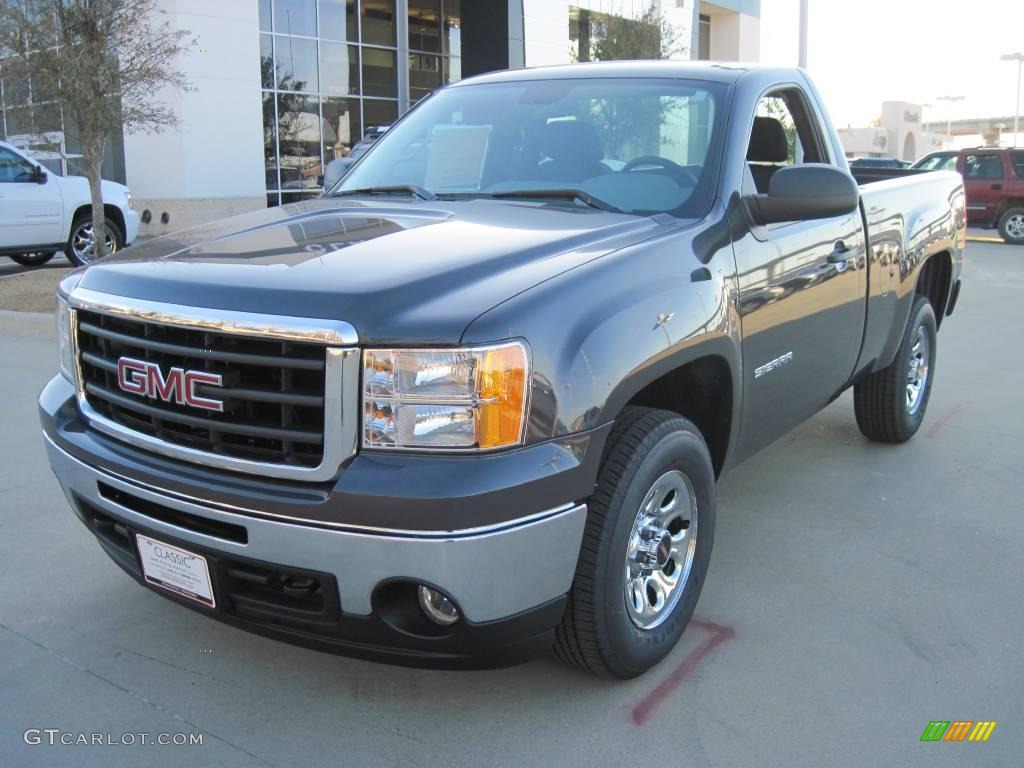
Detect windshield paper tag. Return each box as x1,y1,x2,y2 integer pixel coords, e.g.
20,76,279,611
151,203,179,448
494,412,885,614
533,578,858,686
425,124,492,191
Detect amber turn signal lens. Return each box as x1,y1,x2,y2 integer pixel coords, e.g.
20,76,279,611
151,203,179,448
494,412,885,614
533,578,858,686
477,343,528,449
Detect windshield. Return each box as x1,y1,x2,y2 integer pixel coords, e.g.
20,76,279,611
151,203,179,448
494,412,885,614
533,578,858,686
332,77,726,217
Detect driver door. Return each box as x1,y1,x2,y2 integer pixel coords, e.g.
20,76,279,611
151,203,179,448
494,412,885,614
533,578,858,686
0,146,63,248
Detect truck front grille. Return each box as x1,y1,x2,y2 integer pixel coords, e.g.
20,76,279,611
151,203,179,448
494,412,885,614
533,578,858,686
77,309,328,469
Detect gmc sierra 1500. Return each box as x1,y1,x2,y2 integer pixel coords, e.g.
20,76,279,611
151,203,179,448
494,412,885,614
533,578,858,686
40,63,965,678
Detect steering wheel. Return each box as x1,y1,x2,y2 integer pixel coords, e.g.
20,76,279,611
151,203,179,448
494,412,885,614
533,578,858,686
621,156,699,186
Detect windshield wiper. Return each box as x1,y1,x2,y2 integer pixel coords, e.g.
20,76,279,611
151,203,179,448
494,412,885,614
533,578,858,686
333,184,437,201
487,188,622,213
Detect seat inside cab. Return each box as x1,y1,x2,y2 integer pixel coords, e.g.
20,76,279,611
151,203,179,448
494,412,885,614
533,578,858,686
747,116,789,194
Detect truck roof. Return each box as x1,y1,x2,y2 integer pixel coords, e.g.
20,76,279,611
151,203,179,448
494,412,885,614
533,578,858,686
453,60,800,88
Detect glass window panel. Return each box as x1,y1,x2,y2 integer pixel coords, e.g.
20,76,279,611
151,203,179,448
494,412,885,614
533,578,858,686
277,94,322,191
4,74,29,106
409,0,441,53
282,191,322,205
275,35,318,92
444,56,461,85
322,97,362,162
362,0,396,46
260,34,275,89
363,99,398,131
268,193,281,207
363,48,397,97
5,106,30,135
259,0,273,31
262,93,279,190
444,0,461,58
274,0,317,37
318,0,356,41
33,102,62,133
319,42,359,96
409,53,442,102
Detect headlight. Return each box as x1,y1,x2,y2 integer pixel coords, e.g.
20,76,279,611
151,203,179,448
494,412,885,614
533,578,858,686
56,295,76,383
363,341,529,451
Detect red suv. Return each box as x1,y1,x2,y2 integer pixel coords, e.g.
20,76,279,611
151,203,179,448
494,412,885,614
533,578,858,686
911,148,1024,243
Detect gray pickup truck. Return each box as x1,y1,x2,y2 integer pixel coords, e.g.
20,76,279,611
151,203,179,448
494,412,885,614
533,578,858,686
40,62,965,678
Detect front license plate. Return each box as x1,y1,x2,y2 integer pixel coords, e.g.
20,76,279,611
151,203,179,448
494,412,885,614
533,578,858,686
136,535,215,608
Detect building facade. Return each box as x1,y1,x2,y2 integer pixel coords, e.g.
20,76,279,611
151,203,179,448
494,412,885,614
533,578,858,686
837,101,949,163
0,0,760,236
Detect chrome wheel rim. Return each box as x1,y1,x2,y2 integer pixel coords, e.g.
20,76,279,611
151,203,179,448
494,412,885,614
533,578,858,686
906,326,930,415
71,222,116,264
1007,214,1024,240
624,469,698,630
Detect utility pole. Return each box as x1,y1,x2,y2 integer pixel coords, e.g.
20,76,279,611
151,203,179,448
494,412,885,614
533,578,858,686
936,95,965,145
798,0,808,68
1001,53,1023,147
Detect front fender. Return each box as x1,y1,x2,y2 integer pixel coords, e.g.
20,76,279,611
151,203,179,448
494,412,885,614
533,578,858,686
462,228,742,463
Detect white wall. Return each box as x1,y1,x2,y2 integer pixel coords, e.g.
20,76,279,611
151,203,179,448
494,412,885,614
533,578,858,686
123,0,264,232
704,7,759,62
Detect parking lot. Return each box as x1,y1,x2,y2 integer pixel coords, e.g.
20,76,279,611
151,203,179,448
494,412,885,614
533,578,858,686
1,239,1021,767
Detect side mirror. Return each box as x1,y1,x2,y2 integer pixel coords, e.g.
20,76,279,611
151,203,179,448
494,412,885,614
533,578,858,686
744,164,859,225
34,165,47,184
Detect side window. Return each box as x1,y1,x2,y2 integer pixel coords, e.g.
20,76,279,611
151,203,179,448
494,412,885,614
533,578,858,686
0,147,37,183
963,154,1003,179
1013,151,1024,178
747,90,826,194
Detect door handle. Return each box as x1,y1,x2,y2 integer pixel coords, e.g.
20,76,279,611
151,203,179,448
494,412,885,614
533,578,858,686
991,184,1003,190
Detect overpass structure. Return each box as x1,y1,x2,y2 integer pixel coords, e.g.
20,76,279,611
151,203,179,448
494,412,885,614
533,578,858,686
927,115,1020,145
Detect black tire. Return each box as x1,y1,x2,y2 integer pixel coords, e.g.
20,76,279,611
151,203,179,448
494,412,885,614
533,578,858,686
554,407,716,678
9,251,57,267
65,215,125,267
854,295,937,443
997,207,1024,244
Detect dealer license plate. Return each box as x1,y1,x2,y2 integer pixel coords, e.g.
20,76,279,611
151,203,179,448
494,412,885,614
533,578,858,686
136,534,215,608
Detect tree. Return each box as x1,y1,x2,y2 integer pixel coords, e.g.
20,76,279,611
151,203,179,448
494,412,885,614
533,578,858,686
573,6,685,63
0,0,193,261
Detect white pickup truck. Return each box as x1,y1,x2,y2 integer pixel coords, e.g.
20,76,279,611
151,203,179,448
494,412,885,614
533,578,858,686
0,140,139,267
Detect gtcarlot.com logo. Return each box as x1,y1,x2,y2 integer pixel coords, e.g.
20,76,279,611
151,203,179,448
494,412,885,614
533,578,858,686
920,721,997,742
23,729,203,746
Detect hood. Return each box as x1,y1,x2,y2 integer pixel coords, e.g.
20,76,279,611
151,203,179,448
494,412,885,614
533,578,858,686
76,197,674,344
55,173,130,200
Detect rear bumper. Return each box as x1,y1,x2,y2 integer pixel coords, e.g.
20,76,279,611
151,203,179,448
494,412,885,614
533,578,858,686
41,376,590,668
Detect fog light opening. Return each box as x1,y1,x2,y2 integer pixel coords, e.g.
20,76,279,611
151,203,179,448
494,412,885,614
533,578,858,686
417,585,460,626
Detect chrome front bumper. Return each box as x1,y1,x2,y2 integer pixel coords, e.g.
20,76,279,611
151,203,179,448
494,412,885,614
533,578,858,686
45,435,587,623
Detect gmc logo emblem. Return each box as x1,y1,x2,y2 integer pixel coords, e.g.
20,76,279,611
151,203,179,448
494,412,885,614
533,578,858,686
117,357,224,412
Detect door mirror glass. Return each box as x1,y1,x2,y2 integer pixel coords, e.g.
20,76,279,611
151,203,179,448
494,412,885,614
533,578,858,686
744,164,859,225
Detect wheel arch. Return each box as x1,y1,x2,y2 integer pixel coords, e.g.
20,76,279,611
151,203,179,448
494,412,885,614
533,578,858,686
916,250,953,328
70,204,126,240
600,341,739,478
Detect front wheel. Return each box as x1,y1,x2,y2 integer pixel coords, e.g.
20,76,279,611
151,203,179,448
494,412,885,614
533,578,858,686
9,251,57,267
854,295,937,443
554,407,716,678
997,207,1024,244
66,216,124,267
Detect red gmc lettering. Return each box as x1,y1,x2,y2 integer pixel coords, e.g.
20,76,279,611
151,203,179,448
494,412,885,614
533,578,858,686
117,356,223,412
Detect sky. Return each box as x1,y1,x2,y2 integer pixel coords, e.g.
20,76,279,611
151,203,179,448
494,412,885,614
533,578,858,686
759,0,1024,137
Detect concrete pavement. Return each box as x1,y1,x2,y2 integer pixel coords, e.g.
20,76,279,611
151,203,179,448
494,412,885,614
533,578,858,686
0,240,1021,767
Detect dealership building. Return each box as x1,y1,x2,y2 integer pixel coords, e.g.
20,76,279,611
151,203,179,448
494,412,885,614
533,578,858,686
0,0,760,236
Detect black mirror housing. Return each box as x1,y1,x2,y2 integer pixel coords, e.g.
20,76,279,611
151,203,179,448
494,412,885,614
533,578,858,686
745,163,859,225
34,166,47,184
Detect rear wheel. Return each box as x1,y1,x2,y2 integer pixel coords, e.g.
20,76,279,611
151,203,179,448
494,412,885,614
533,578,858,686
998,207,1024,244
9,251,57,267
854,295,937,443
554,407,716,678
